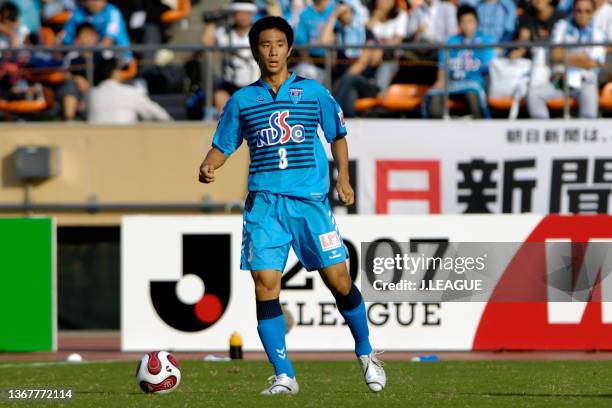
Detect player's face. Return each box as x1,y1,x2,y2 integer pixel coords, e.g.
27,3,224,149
458,14,478,38
256,28,291,76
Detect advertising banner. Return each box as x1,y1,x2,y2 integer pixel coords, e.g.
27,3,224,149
0,218,56,351
121,215,612,351
328,120,612,215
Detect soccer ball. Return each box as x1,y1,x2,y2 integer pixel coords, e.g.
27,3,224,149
135,351,181,394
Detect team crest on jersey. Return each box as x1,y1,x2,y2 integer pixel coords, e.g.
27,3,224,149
255,94,267,103
257,110,306,147
289,88,303,104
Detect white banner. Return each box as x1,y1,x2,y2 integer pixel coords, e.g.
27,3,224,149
333,119,612,215
121,214,612,351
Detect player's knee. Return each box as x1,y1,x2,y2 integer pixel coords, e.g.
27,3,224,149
330,273,352,296
253,275,280,299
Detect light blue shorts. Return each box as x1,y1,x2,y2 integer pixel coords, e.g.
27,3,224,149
240,191,348,272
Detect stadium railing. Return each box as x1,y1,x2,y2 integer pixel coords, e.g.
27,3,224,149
1,41,611,122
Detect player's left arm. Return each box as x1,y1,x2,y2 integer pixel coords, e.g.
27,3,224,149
318,86,354,206
331,137,354,206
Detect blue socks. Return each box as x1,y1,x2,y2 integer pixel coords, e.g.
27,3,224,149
256,286,371,377
335,284,373,357
256,299,295,378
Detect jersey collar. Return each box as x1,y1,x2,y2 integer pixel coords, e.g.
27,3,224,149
258,72,297,101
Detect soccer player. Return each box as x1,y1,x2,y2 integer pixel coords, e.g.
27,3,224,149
198,16,386,395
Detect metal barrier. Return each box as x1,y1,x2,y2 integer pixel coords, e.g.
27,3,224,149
1,41,610,121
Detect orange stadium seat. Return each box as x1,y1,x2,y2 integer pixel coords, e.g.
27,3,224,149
355,97,382,113
488,96,515,111
547,97,577,110
160,0,192,24
24,69,67,85
0,98,49,114
45,10,72,26
23,28,67,85
488,96,527,116
38,26,55,46
599,82,612,110
381,83,429,112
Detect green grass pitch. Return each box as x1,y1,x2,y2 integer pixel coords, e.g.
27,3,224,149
0,360,611,407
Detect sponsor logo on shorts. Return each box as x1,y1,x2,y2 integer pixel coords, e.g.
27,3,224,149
319,231,341,252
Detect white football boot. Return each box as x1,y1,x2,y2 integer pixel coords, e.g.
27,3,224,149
359,351,386,392
260,373,299,395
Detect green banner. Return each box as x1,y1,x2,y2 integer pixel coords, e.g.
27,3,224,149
0,218,55,351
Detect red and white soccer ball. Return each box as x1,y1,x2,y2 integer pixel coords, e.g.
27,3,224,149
135,351,181,394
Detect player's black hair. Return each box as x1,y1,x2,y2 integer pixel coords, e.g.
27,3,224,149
457,4,478,22
248,16,294,61
0,1,19,23
76,22,97,37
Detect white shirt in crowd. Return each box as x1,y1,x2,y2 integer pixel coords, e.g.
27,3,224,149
0,24,29,49
88,79,172,124
551,19,606,88
593,0,612,41
405,0,457,43
215,26,260,87
371,10,408,42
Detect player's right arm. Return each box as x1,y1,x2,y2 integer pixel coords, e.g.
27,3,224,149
198,96,243,184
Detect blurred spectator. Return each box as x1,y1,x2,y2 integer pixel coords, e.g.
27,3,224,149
405,0,458,44
319,0,376,117
0,2,44,104
331,27,380,117
57,22,98,121
423,4,495,118
367,0,408,92
593,0,612,40
41,1,76,27
62,0,132,63
557,0,574,14
528,0,605,118
109,0,185,46
294,0,337,82
201,0,259,116
0,1,29,48
321,0,369,61
11,0,40,33
474,0,516,43
88,57,171,124
509,0,565,59
254,0,307,27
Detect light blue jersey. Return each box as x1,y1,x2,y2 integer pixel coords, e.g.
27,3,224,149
438,31,495,89
62,3,132,62
212,72,347,202
295,1,336,57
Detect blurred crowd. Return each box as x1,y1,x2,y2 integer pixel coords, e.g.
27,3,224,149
0,0,611,122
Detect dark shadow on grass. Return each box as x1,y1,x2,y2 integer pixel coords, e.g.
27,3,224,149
483,392,612,399
424,390,612,399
